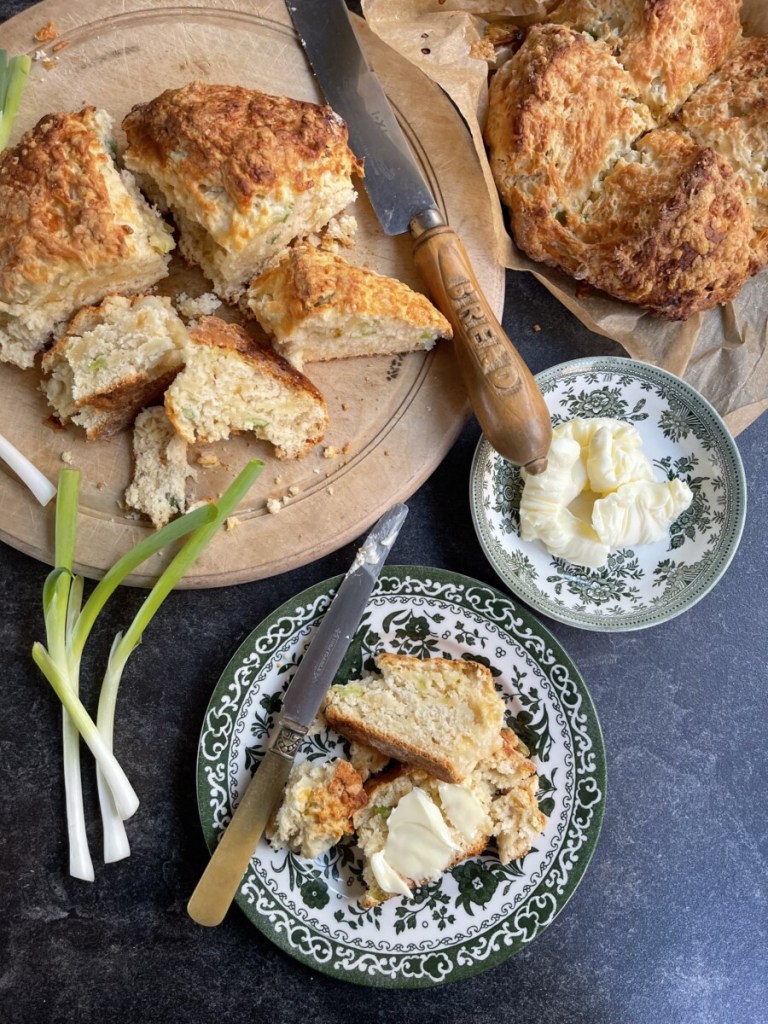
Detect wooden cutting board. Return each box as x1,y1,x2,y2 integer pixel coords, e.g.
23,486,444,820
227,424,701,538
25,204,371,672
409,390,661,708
0,0,503,587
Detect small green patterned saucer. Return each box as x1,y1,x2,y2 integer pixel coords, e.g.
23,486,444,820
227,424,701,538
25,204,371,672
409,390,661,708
196,566,605,988
470,357,747,632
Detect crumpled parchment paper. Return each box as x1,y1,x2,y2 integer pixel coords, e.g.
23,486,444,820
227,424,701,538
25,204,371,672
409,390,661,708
362,0,768,435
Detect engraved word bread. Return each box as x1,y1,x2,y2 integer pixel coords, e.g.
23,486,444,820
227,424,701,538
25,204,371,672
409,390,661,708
122,82,363,301
0,108,174,368
485,0,768,319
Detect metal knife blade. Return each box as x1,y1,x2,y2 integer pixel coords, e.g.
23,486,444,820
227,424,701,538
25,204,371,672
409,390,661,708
286,0,553,473
187,502,408,927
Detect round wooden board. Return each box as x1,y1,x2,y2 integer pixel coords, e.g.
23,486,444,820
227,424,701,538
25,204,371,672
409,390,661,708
0,0,503,587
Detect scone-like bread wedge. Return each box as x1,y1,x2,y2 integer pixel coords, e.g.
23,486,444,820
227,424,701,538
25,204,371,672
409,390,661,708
122,82,362,300
240,243,452,370
353,730,547,906
550,0,741,117
0,108,174,369
42,294,188,440
324,653,505,784
672,36,768,269
124,406,193,529
267,758,368,859
164,316,328,459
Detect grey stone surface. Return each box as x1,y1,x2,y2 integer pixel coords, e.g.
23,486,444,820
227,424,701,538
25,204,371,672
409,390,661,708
0,8,766,1018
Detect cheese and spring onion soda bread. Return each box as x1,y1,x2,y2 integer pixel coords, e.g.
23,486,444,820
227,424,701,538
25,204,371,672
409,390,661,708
164,316,328,460
41,294,188,441
240,243,452,371
0,107,174,369
122,82,363,301
484,0,768,319
324,653,506,784
124,406,193,529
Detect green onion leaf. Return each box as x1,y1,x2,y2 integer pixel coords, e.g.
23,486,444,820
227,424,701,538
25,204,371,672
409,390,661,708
0,52,31,151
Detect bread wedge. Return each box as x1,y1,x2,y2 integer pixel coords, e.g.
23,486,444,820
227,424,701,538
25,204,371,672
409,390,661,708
42,294,187,440
324,653,505,783
164,315,328,459
240,243,452,370
122,82,362,300
0,108,174,369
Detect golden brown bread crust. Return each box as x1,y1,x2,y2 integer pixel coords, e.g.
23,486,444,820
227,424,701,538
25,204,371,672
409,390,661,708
549,0,742,116
671,36,768,267
122,81,362,232
485,13,762,319
0,108,140,303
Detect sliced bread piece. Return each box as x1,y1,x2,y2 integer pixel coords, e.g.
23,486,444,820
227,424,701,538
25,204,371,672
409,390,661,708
324,652,505,784
42,294,188,440
164,316,328,458
122,82,362,300
124,406,194,528
240,243,452,370
0,108,174,369
267,758,368,859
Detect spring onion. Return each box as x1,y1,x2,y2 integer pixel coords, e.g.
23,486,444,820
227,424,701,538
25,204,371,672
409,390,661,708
0,431,56,505
0,50,31,151
33,460,264,877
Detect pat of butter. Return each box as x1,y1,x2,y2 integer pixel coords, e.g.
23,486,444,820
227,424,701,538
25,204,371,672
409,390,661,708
437,783,489,839
375,787,458,890
370,850,411,897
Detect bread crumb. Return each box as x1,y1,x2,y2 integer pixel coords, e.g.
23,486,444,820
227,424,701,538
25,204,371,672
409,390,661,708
532,323,541,332
341,402,349,412
323,445,343,459
51,39,70,52
225,516,240,532
197,452,221,467
96,480,106,490
41,58,59,70
34,20,57,42
267,497,283,514
383,450,390,457
288,485,300,496
274,475,283,484
32,50,48,61
60,450,73,464
175,291,222,319
326,486,334,495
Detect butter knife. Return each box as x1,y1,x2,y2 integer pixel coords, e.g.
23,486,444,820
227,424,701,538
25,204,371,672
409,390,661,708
286,0,552,474
187,502,408,927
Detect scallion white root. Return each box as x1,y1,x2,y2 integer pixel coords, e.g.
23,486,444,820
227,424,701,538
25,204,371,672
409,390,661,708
0,431,56,505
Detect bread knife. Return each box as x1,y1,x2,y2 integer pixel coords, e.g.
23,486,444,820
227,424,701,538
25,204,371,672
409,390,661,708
187,501,408,927
286,0,552,474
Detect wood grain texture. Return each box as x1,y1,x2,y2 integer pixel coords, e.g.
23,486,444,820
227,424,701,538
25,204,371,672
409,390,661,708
0,0,503,587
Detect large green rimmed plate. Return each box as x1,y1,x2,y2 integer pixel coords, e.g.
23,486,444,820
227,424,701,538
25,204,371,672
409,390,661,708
470,357,747,632
196,566,606,988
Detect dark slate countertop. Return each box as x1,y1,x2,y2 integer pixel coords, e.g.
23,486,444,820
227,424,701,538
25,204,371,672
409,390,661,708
1,7,766,1023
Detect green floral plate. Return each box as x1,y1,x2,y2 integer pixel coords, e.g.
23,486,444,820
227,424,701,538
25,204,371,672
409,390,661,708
196,566,606,987
470,357,747,632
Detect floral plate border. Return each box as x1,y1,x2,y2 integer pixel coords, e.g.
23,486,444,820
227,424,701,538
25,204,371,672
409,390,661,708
196,566,606,988
470,357,747,632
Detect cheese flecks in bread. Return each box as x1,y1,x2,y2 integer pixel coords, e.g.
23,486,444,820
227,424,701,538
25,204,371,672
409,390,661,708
164,316,328,459
324,652,505,784
124,406,193,528
485,23,758,320
0,108,174,369
122,82,362,301
549,0,742,118
240,243,452,370
353,729,546,906
267,758,368,859
42,294,188,440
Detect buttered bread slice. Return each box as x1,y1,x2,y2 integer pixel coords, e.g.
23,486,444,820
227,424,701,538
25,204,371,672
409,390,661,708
164,316,328,459
240,243,452,370
324,653,505,783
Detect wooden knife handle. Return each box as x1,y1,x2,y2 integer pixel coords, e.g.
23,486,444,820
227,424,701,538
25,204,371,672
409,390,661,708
187,746,293,927
412,219,551,473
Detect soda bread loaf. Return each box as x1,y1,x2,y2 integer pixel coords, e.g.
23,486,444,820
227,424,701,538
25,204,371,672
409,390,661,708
124,406,193,528
0,108,174,369
240,243,452,370
122,82,362,301
353,728,546,906
42,294,187,440
324,652,505,784
164,315,328,459
267,758,368,859
484,0,767,319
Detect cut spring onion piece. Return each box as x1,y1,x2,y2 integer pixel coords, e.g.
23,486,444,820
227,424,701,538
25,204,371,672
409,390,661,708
0,50,31,151
0,431,56,505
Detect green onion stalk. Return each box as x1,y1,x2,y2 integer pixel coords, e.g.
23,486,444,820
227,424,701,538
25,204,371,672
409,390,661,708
94,460,264,862
0,50,31,151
